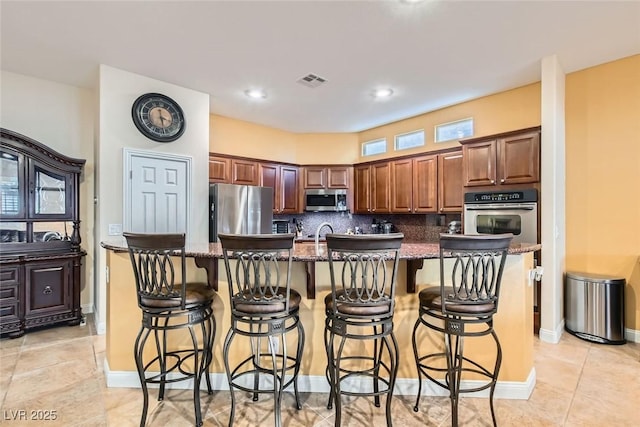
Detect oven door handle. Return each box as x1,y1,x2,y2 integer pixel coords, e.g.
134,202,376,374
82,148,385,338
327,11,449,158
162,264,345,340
464,204,536,211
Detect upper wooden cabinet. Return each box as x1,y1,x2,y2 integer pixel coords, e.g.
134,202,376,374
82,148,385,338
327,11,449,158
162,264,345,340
231,158,259,186
353,165,371,214
303,166,351,189
208,155,230,183
390,155,437,213
354,163,391,214
259,163,299,214
438,150,463,213
208,154,259,185
461,127,541,188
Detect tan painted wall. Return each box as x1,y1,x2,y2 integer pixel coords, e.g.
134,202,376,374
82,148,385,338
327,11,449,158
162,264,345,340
565,54,640,330
210,84,541,167
106,250,534,383
357,83,541,162
210,115,359,164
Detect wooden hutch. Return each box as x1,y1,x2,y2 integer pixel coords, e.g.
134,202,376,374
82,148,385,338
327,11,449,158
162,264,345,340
0,128,86,338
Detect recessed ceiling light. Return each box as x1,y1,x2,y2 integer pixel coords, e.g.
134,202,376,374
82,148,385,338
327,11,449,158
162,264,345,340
245,89,266,99
372,88,394,98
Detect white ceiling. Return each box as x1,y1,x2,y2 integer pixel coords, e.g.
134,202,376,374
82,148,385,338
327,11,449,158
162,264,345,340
1,0,639,133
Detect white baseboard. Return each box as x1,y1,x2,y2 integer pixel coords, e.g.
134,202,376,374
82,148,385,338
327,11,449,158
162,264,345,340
104,359,535,400
539,319,565,343
625,328,640,343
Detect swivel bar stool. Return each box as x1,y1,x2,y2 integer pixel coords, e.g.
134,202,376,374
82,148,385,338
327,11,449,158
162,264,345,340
124,232,216,427
324,233,403,427
218,233,304,427
412,233,512,426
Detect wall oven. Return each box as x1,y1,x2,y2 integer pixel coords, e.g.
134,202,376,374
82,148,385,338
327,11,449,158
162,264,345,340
463,189,538,244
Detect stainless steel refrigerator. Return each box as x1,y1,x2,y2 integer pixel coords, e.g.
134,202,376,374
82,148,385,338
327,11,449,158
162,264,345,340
209,183,274,242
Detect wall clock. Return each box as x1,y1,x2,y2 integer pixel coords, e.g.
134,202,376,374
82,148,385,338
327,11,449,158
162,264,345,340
131,93,186,142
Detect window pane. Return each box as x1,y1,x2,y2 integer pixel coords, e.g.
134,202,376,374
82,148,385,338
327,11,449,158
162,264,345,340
395,130,424,150
362,138,387,156
435,118,474,142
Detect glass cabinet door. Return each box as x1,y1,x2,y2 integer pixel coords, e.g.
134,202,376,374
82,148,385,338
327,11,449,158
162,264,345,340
34,168,66,215
0,149,24,217
29,163,72,219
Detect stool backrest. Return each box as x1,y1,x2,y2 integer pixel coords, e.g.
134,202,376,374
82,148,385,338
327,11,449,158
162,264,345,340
439,233,513,316
123,232,187,310
326,233,404,318
218,233,295,316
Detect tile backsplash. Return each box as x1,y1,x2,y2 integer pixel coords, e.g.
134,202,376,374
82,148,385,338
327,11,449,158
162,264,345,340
274,212,461,242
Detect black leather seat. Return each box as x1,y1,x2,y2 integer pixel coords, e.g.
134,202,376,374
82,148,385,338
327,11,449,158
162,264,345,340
412,233,513,427
218,233,304,427
123,232,216,427
324,233,404,427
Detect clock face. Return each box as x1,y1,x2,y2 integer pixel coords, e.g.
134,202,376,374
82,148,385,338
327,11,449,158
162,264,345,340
131,93,186,142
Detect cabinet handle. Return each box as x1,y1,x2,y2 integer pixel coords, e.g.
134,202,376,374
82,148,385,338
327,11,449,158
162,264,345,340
500,179,505,183
408,208,411,212
491,180,495,184
43,286,53,295
440,208,443,212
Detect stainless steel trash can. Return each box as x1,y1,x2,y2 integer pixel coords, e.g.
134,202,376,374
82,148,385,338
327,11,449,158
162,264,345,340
564,271,626,344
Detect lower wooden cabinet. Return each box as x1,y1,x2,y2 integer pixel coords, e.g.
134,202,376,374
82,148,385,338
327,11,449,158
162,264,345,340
0,252,84,338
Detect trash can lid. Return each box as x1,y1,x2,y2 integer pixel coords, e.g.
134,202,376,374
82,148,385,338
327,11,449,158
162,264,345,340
565,271,626,285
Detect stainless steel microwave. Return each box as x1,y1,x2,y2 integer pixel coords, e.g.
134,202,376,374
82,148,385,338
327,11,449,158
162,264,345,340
304,189,348,212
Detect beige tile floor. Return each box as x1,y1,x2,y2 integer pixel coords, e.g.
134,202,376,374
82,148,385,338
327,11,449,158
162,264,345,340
1,316,639,426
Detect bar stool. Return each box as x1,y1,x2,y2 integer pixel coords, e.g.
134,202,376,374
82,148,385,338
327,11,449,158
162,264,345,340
324,233,404,427
412,233,512,426
123,232,216,427
218,233,304,427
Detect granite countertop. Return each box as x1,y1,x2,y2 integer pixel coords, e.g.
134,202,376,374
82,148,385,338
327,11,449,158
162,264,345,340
101,237,540,262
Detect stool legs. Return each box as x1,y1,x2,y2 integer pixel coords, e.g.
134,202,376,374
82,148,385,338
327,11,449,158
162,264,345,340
412,314,502,427
325,323,399,427
134,312,215,427
223,317,304,427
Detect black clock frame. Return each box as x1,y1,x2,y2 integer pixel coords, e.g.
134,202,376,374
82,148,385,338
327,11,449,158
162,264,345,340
131,92,186,143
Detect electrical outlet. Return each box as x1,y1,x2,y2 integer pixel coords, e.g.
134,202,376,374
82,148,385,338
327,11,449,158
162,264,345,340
108,224,122,236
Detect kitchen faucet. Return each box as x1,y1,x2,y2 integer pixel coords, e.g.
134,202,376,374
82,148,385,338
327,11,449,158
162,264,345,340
315,222,334,256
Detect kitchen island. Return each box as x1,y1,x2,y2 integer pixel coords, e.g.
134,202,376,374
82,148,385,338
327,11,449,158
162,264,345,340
101,238,540,399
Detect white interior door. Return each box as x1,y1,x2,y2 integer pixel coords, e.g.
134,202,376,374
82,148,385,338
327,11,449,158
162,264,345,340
124,149,191,234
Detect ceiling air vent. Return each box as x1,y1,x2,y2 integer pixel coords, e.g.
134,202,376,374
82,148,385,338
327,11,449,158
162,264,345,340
297,73,327,88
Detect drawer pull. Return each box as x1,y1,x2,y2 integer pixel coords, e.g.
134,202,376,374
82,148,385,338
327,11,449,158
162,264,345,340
43,286,53,295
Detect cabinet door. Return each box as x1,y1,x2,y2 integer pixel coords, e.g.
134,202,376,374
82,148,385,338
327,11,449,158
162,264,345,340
354,165,371,213
279,166,299,214
231,159,258,185
391,159,413,213
327,167,350,189
25,259,71,319
209,155,230,183
463,140,497,187
303,167,326,189
413,155,438,213
371,162,391,213
498,132,540,184
0,149,25,218
29,161,74,219
259,163,280,213
438,151,463,213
